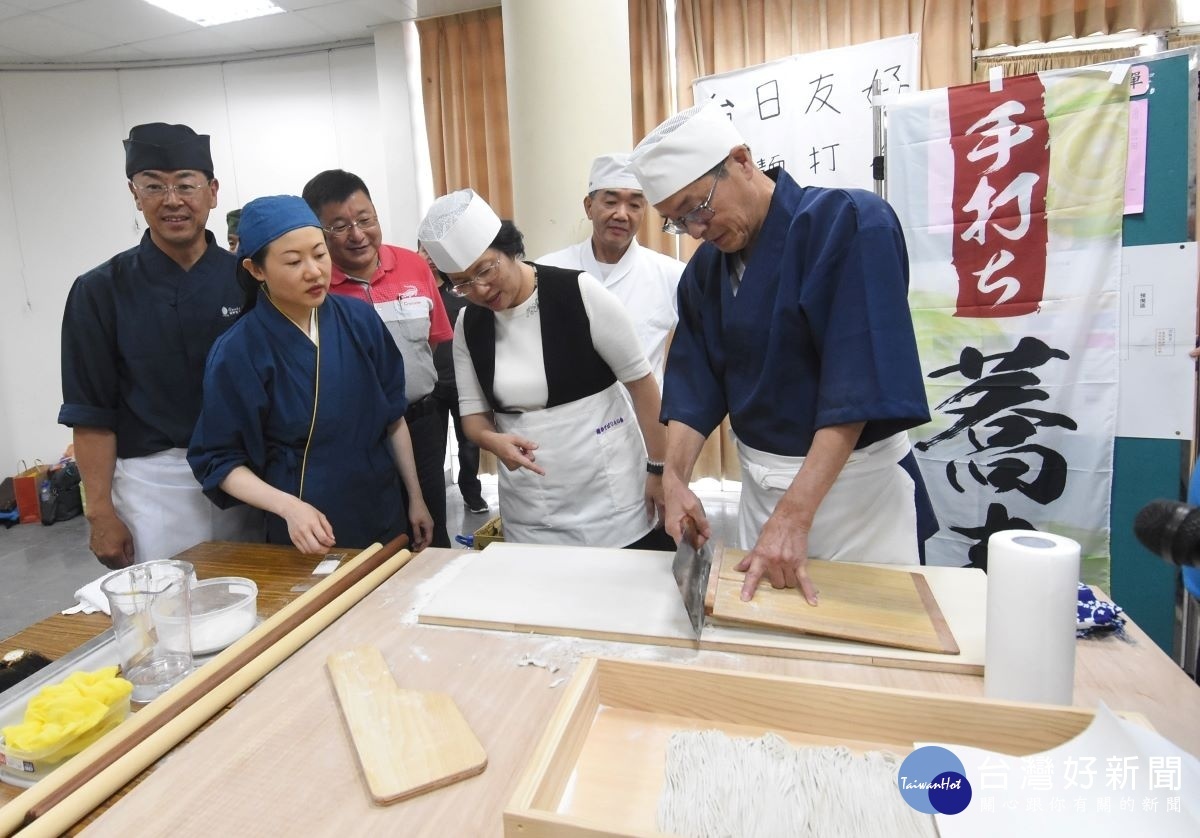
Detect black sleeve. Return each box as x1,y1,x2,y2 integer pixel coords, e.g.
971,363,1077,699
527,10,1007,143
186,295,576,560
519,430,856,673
58,264,120,430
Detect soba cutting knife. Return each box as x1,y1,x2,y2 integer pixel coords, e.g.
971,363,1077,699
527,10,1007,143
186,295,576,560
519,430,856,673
671,518,717,638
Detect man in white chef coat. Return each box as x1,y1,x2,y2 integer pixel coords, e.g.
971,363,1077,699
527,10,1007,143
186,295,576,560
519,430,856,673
538,152,685,386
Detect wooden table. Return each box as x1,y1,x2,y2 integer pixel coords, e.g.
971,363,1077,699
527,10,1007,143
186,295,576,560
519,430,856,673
0,541,361,809
2,544,1198,836
0,542,357,664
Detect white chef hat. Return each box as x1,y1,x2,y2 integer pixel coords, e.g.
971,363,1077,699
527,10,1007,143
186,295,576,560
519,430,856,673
417,189,502,273
629,101,745,205
587,152,641,193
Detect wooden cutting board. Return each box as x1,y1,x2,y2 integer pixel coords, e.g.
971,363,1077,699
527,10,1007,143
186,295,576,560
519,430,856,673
326,646,487,804
706,549,960,654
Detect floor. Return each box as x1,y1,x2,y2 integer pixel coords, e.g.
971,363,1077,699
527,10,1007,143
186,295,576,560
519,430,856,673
0,476,741,642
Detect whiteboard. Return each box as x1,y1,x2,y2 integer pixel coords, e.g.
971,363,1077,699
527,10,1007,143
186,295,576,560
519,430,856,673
692,34,920,190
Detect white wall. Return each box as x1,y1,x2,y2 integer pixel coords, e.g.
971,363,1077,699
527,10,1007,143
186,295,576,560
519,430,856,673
0,44,400,472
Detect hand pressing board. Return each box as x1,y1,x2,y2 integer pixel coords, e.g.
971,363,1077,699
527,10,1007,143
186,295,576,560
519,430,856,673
706,549,960,654
326,646,487,804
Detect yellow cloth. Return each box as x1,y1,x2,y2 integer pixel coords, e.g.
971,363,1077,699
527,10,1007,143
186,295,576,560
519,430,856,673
2,666,132,755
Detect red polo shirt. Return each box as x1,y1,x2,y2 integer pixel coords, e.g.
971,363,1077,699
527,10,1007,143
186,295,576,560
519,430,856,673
328,244,453,344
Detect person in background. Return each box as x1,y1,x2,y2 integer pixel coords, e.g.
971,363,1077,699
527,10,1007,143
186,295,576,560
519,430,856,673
59,122,261,569
188,195,432,554
418,189,674,550
538,152,684,385
226,208,242,252
419,245,489,516
629,102,937,602
302,170,453,548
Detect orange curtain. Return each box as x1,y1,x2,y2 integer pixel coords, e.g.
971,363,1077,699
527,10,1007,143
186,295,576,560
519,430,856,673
674,0,972,106
628,0,679,260
1166,31,1200,49
975,0,1176,50
418,8,512,477
416,8,514,217
973,45,1141,81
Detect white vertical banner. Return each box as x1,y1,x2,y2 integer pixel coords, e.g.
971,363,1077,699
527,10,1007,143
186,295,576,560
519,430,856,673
692,34,919,189
887,69,1129,580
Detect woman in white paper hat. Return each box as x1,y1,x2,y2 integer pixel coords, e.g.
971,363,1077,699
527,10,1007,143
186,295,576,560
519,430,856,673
418,189,674,550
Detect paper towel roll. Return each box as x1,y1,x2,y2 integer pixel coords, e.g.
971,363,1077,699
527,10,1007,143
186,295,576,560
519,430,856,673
984,530,1080,705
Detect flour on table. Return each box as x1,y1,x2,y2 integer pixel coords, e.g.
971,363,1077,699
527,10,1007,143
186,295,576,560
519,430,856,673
397,555,473,624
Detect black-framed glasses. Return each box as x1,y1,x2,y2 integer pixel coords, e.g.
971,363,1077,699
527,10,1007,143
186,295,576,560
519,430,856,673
448,258,501,298
661,173,721,235
322,216,379,237
131,181,208,201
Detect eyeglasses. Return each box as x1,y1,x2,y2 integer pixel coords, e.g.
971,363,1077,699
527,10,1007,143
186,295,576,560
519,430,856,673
448,258,501,298
322,216,379,237
132,182,208,201
661,172,721,235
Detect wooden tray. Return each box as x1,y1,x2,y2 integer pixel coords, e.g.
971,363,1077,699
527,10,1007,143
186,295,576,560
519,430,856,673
504,658,1134,838
706,549,960,654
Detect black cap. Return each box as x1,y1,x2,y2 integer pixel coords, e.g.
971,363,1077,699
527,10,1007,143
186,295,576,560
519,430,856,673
123,123,213,178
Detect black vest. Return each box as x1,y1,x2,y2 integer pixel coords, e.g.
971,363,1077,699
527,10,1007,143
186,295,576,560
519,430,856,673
462,264,616,413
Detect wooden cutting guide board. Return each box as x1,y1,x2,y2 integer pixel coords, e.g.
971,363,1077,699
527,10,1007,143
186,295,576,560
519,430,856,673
706,548,959,654
326,646,487,804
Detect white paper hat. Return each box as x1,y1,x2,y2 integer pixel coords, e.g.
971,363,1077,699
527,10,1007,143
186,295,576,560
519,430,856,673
629,101,745,205
417,189,502,273
587,152,641,193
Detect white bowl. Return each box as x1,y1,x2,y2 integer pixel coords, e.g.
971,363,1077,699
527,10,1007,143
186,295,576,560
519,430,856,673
157,577,258,656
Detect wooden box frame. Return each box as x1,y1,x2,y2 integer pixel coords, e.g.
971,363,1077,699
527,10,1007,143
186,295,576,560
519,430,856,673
504,657,1124,837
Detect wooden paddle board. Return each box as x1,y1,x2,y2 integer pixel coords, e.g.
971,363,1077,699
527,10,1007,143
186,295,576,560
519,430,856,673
326,646,487,804
706,549,960,654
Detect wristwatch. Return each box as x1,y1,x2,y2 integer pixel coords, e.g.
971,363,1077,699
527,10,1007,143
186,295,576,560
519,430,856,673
646,459,665,475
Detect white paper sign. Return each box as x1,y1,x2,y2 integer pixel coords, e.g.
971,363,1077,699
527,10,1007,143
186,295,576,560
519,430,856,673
1118,242,1199,440
692,34,920,189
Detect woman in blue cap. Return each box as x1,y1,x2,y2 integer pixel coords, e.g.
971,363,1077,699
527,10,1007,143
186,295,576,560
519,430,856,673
188,195,433,553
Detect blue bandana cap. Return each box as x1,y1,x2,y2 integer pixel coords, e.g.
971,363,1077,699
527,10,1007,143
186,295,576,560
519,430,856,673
236,195,321,259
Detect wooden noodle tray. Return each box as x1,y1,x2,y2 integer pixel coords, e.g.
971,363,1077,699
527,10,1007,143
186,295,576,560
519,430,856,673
504,657,1137,838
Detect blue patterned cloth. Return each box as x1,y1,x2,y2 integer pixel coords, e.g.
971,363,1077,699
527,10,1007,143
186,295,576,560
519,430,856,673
1077,583,1126,638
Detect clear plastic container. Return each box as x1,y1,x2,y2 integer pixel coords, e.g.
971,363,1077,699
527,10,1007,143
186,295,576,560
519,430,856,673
0,693,131,787
158,577,259,656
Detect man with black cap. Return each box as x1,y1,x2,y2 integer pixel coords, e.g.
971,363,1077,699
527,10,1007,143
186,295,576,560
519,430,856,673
59,122,259,569
630,102,937,605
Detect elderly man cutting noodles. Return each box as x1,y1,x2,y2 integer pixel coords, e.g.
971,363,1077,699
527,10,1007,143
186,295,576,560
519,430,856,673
630,102,938,604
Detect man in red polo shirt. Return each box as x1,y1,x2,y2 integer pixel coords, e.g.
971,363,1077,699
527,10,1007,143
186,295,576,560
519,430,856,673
303,169,453,548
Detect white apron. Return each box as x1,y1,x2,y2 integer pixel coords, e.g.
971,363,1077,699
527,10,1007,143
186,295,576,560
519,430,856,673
112,449,263,564
494,382,649,547
736,431,919,564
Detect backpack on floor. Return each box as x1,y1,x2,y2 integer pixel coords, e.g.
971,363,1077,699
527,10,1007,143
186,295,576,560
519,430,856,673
40,461,83,525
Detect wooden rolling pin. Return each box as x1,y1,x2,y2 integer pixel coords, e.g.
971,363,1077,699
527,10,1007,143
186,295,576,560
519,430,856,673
0,536,411,837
